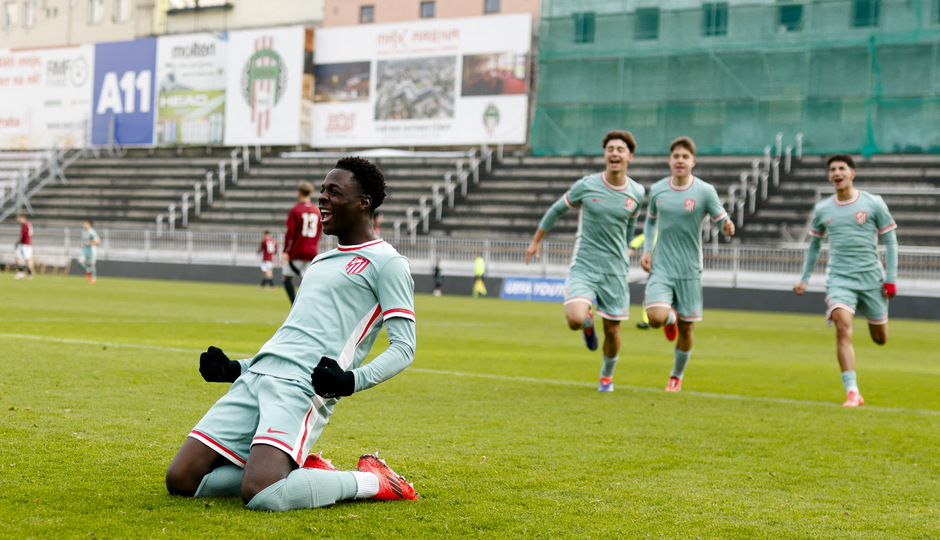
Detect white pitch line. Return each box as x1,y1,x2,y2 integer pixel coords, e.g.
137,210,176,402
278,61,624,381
2,332,937,417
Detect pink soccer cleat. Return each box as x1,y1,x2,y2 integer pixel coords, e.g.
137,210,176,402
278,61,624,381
357,453,417,501
302,452,338,471
665,377,682,392
843,390,865,407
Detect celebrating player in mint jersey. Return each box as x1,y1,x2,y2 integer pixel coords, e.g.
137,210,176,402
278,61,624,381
793,154,898,408
640,136,735,393
282,181,322,304
166,157,419,510
525,130,645,393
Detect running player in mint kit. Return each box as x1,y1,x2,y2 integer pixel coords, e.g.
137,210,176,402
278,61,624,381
794,154,898,407
166,156,418,510
640,136,735,393
525,130,645,392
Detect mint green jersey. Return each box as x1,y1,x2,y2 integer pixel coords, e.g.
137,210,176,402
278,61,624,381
806,190,897,289
248,239,416,394
644,176,729,279
81,228,99,260
539,172,645,275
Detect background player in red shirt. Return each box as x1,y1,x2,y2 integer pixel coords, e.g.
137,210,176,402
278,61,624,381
281,181,322,303
258,230,278,291
14,213,35,280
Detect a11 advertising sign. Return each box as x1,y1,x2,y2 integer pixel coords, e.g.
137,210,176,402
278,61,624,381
92,38,157,146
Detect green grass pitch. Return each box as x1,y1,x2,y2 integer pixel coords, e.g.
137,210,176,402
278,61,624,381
1,275,938,538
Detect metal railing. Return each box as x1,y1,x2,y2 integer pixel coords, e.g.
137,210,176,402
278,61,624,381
3,225,938,296
727,132,802,232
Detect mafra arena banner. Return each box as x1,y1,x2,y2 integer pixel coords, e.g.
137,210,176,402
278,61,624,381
223,25,305,146
0,45,95,149
155,33,229,146
311,13,531,148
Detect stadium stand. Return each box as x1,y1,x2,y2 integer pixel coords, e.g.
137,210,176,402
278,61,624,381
20,149,240,230
740,154,940,245
431,154,759,240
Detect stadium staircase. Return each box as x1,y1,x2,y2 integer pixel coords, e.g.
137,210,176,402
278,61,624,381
18,147,241,230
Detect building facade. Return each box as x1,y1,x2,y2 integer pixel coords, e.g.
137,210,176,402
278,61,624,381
322,0,540,27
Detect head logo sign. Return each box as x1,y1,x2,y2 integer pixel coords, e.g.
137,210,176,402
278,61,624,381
684,198,696,212
92,38,157,146
855,211,867,225
346,256,370,275
240,37,288,138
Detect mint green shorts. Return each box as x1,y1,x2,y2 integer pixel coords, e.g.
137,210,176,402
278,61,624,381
188,371,329,467
564,267,630,320
826,285,888,324
643,274,704,322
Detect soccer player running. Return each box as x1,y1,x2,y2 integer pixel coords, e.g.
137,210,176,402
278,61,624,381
793,154,898,407
166,157,418,510
78,220,100,284
640,136,735,392
13,213,35,280
282,181,322,304
525,130,645,392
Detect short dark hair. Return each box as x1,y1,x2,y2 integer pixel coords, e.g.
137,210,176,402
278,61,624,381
335,156,387,211
602,130,637,154
670,136,697,156
827,154,856,170
297,181,314,197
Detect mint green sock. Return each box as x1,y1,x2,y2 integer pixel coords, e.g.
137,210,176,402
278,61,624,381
246,469,359,511
194,464,243,498
600,354,618,378
671,349,691,379
841,370,858,392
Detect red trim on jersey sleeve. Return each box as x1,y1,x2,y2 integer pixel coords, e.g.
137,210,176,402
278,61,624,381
382,308,416,321
563,193,576,208
710,211,729,222
878,222,898,235
809,229,825,238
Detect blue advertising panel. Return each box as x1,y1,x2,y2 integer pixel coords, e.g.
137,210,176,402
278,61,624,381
92,38,157,146
500,276,567,303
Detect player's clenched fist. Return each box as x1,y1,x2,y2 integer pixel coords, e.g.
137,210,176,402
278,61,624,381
199,346,241,383
312,357,355,399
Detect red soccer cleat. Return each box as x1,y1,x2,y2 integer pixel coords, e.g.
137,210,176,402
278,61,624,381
843,390,865,407
357,453,417,501
302,452,338,471
663,308,678,342
665,376,682,392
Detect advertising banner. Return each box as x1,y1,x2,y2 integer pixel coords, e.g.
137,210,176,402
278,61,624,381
0,45,95,149
500,276,566,303
92,38,158,146
155,33,228,145
223,25,305,146
311,13,531,148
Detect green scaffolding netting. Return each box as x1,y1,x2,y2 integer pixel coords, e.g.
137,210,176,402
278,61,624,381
532,0,940,155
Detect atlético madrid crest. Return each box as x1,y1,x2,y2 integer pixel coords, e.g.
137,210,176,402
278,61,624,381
856,211,867,225
625,198,636,211
684,198,696,212
346,256,370,275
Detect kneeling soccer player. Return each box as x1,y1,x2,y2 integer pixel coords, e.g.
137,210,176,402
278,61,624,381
166,157,418,510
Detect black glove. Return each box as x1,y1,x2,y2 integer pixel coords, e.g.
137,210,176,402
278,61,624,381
199,346,241,383
311,356,355,399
